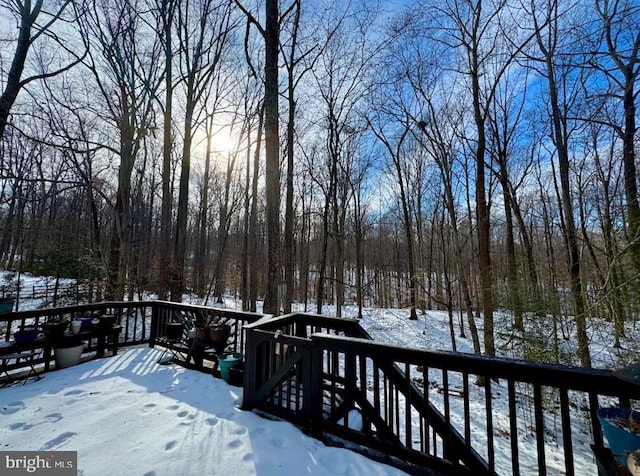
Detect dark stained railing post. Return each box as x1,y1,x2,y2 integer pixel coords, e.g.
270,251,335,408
241,325,258,411
149,304,159,347
308,338,323,438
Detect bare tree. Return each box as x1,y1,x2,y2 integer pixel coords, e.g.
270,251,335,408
80,0,163,300
527,0,591,366
429,0,530,356
0,0,86,141
171,0,237,300
235,0,282,314
590,0,640,278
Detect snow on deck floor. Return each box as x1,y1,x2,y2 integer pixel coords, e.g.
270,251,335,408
0,347,407,476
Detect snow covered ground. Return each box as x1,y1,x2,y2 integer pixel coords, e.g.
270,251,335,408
3,270,640,474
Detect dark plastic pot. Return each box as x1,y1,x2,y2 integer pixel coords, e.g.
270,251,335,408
228,362,244,387
75,317,93,331
14,326,38,343
165,322,183,340
41,321,68,340
98,315,118,330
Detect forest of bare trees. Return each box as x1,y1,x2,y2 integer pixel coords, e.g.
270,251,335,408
1,0,638,367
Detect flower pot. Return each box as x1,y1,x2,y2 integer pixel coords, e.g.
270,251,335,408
41,321,68,341
75,317,93,331
228,362,244,387
165,322,183,340
597,407,640,466
14,326,38,343
196,326,210,343
99,315,118,331
54,344,84,369
209,324,231,351
218,352,243,383
71,320,82,334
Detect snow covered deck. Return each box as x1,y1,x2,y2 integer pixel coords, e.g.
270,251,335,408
0,346,405,475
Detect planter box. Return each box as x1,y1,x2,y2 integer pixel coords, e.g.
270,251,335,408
54,344,84,369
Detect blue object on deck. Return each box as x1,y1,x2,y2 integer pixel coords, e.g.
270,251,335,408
597,407,640,466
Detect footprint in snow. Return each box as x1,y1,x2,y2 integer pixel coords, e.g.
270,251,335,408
45,413,63,423
165,441,178,451
270,437,288,449
1,402,25,415
8,422,29,431
205,417,219,427
40,432,76,450
63,390,84,397
227,439,243,449
140,403,156,413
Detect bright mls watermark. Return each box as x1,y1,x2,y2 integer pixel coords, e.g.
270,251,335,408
1,451,76,475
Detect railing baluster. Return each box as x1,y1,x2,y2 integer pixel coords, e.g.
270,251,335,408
423,365,430,455
559,388,574,476
394,372,400,437
360,355,368,432
405,362,412,448
373,360,381,429
485,376,494,472
443,368,452,460
463,372,471,449
508,379,520,476
534,384,547,476
589,391,603,449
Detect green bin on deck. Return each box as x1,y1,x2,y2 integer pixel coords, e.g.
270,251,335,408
0,298,14,314
218,352,243,382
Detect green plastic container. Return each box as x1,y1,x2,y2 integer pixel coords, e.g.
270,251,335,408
0,298,14,314
218,352,243,382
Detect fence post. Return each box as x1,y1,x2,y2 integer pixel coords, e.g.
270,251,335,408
241,326,258,410
308,337,323,438
149,305,159,347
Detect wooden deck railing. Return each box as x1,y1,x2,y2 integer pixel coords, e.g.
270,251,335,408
4,305,640,475
242,313,640,476
1,301,264,376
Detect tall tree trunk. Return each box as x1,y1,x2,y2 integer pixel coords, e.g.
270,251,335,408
159,0,175,300
107,89,135,301
543,43,591,368
471,63,495,356
248,105,264,313
196,118,214,296
172,92,195,301
263,0,280,314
